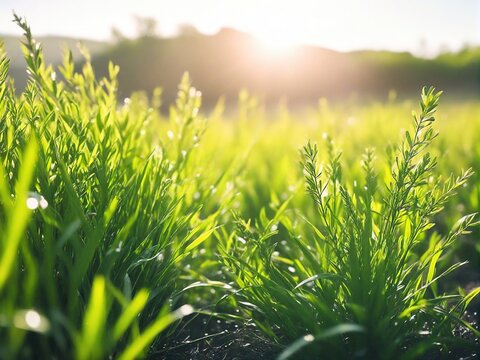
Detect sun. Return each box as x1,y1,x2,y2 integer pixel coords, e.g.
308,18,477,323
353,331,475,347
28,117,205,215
254,30,299,56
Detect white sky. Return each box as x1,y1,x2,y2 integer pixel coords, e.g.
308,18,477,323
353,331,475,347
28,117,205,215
1,0,479,55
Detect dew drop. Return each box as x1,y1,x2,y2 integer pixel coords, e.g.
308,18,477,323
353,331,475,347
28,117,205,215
13,309,49,333
26,192,48,210
26,197,39,210
237,237,246,245
304,334,314,342
178,305,194,316
39,197,48,209
25,310,41,329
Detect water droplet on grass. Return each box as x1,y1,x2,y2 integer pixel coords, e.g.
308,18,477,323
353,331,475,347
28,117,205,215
304,334,314,342
177,305,194,316
26,197,39,210
39,197,48,209
237,237,246,245
13,309,50,333
26,192,48,210
25,311,41,329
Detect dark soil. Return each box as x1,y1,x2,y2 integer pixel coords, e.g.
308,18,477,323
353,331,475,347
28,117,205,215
153,313,479,360
153,315,281,360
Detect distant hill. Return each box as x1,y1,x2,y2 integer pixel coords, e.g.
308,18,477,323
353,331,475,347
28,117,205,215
1,34,108,90
2,29,479,105
2,35,107,65
90,29,480,105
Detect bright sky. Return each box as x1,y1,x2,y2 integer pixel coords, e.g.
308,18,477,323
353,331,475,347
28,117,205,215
1,0,479,55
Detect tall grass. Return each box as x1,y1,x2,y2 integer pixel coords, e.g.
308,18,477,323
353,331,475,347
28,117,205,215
0,15,218,359
220,88,479,359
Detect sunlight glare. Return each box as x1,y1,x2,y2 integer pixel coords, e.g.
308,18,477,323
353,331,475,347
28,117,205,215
255,30,299,56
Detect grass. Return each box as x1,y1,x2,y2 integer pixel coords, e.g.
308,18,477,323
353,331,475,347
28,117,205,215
0,16,217,359
220,88,479,359
0,15,479,359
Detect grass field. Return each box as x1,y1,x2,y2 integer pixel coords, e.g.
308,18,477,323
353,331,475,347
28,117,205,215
1,17,479,359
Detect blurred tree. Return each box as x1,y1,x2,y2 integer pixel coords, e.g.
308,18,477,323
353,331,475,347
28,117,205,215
110,26,126,43
417,37,429,57
178,24,201,37
438,43,451,55
135,16,159,38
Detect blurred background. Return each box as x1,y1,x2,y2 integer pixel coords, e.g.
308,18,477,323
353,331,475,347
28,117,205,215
1,0,479,107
